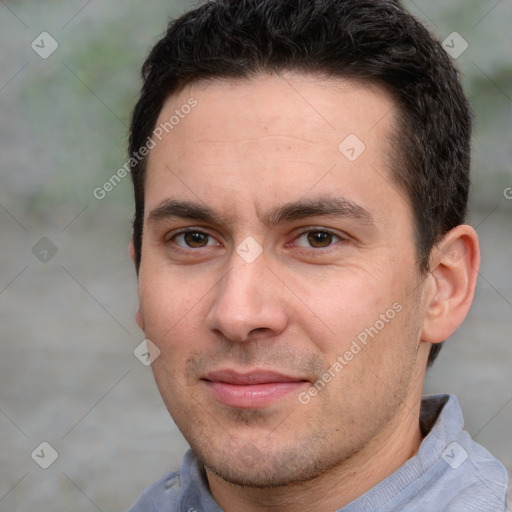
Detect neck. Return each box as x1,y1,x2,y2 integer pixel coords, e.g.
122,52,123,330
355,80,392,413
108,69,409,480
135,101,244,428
206,392,424,512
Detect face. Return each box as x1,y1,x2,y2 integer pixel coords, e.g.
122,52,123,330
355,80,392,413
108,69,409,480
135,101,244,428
137,74,427,487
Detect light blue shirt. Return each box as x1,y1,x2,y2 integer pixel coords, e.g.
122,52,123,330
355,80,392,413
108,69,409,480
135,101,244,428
128,394,508,511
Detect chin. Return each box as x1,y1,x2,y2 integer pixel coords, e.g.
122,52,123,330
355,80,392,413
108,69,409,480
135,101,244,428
193,438,340,489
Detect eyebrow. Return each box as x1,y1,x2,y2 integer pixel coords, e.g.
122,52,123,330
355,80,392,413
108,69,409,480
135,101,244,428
148,200,222,225
147,196,375,227
263,196,374,226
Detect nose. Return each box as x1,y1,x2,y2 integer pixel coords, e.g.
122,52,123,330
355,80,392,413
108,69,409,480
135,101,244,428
205,252,288,343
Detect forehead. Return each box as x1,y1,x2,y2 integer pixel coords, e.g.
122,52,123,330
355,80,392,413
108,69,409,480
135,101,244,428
144,73,408,229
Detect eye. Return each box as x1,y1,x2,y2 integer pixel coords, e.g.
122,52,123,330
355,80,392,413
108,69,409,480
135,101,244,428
172,230,219,249
294,230,342,249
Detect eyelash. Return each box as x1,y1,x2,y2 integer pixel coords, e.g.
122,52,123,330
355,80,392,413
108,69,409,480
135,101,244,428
167,227,347,253
167,229,221,251
290,228,345,250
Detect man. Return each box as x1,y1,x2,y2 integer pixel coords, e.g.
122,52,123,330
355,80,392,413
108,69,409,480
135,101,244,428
126,0,508,510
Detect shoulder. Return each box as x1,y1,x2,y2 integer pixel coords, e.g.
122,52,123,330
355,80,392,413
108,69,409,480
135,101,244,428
439,430,509,511
126,450,218,512
127,471,182,512
417,394,509,511
359,395,510,512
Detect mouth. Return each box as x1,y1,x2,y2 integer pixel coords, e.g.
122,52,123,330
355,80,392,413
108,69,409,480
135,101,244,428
201,369,310,408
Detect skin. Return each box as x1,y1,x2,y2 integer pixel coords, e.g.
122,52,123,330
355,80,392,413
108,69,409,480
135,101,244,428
131,74,480,512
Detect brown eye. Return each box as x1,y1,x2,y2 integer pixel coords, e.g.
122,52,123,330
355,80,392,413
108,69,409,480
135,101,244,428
185,232,209,247
306,231,334,248
173,231,217,248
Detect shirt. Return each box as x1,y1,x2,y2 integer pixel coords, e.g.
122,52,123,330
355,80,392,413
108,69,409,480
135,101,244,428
127,394,509,511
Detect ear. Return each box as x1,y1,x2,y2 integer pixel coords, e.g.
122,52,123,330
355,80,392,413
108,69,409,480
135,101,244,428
129,238,145,331
420,225,480,344
128,238,136,263
135,308,145,331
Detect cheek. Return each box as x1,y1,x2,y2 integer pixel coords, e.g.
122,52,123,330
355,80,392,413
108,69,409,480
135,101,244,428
137,263,209,347
293,266,393,354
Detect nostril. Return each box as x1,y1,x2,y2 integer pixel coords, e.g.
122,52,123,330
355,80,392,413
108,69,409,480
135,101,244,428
249,327,270,336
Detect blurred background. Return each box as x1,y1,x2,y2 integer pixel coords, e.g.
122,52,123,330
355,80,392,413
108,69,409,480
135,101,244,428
0,0,510,510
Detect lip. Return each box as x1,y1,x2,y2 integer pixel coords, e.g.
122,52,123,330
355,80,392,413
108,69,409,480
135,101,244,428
202,369,309,408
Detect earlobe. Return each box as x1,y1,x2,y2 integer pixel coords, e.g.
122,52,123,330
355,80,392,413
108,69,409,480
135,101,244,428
130,238,144,330
129,239,136,263
420,225,480,345
135,308,145,331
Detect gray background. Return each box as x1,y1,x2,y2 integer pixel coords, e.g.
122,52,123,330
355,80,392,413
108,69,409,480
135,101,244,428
0,1,510,510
